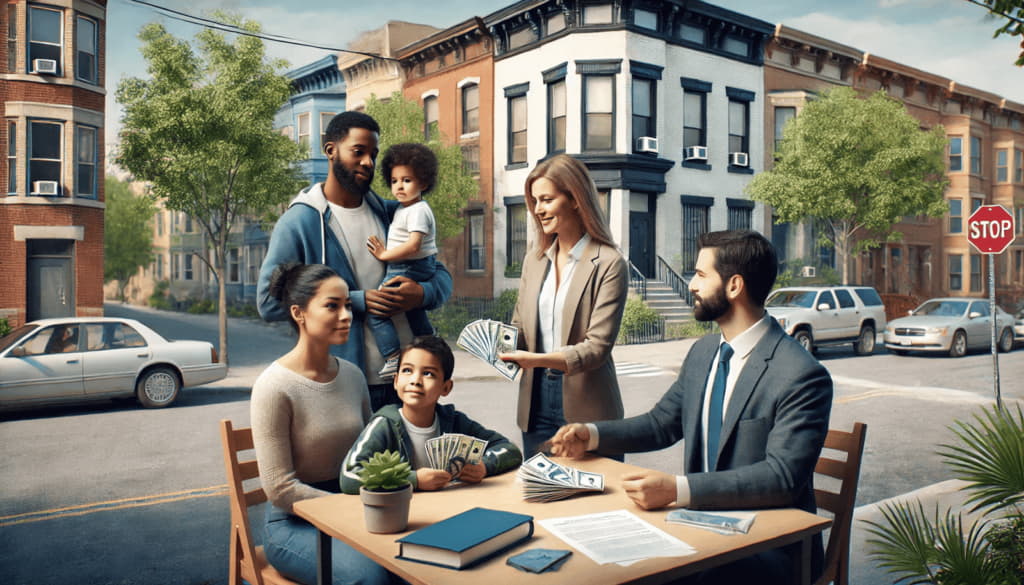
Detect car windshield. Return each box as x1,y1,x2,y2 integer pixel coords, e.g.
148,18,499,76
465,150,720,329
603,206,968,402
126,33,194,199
767,291,816,308
914,300,968,317
0,325,38,353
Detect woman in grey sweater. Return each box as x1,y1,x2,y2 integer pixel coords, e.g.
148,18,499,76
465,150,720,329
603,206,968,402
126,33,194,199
251,262,391,585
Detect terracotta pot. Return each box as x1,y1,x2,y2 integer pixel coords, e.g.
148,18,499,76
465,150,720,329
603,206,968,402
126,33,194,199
359,485,412,534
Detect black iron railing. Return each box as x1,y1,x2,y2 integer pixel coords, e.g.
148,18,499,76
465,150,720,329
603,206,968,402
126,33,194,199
656,256,693,305
628,261,647,299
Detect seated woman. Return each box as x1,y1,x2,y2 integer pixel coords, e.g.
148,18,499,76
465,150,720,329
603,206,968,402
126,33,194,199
251,262,392,585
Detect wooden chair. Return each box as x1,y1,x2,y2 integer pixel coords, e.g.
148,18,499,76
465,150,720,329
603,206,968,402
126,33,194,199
814,422,868,585
220,420,299,585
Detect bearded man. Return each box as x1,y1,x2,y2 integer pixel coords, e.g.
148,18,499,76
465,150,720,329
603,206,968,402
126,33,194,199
550,229,833,585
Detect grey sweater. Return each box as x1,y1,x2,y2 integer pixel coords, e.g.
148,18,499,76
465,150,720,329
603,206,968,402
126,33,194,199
251,358,372,513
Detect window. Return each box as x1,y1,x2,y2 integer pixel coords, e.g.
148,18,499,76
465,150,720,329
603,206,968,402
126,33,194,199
8,5,17,72
681,197,711,272
949,254,962,291
948,199,962,233
467,211,485,271
296,113,310,154
424,96,439,140
949,137,962,171
633,9,658,30
722,36,750,58
156,213,163,236
548,79,566,153
183,254,194,281
774,107,796,151
460,143,479,175
247,244,266,285
1016,149,1023,183
1019,206,1024,236
508,27,535,50
29,5,62,74
75,125,97,198
228,248,240,283
834,289,855,309
728,99,749,156
971,196,983,213
508,93,528,165
584,76,614,151
970,254,982,292
171,253,180,280
7,121,15,194
727,200,752,230
155,254,164,279
632,78,655,146
681,80,709,151
996,149,1009,182
319,112,335,153
76,17,97,83
970,136,981,175
583,4,613,24
461,84,479,135
678,23,705,45
29,120,61,194
506,201,527,276
547,12,566,34
816,291,837,310
184,213,194,233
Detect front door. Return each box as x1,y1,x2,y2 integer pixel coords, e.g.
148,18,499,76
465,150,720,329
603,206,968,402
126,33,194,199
629,210,655,278
26,239,75,320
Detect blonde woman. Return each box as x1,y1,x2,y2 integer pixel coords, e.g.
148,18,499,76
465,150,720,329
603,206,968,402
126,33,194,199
499,154,628,458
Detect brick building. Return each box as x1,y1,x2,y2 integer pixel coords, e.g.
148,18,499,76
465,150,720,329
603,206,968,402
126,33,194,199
1,0,106,327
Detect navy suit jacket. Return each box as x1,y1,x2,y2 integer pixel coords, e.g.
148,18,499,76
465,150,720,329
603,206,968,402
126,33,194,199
596,318,833,576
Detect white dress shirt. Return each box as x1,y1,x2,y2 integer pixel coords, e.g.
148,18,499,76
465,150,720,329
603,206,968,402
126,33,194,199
537,234,591,354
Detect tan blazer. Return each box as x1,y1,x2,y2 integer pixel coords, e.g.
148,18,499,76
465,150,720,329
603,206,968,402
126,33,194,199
511,238,628,431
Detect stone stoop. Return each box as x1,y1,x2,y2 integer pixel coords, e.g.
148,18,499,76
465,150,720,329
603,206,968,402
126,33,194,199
642,279,693,324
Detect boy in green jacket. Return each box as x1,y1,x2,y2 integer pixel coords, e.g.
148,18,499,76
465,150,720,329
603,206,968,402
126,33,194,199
341,335,522,493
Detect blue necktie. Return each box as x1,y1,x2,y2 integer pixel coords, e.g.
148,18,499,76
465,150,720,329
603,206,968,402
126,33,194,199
706,342,733,471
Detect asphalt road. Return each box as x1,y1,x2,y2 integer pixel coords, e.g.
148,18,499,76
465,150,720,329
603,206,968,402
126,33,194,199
1,303,1020,585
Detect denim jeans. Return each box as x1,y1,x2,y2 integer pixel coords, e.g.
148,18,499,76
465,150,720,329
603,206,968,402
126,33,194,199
368,256,436,358
521,368,624,461
264,499,393,585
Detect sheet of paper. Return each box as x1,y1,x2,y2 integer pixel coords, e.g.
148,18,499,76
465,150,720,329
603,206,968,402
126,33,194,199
539,509,696,566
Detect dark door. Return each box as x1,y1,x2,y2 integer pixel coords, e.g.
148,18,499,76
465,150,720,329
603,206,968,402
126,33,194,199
629,210,655,278
27,239,75,320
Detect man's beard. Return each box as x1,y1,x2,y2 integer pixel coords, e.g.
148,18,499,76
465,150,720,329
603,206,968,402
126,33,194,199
333,159,371,196
693,286,729,322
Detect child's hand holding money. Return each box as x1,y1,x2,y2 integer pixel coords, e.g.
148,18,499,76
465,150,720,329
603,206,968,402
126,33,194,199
416,468,452,491
458,462,486,483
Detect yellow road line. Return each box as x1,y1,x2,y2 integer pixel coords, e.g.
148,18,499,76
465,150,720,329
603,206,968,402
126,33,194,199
0,484,228,527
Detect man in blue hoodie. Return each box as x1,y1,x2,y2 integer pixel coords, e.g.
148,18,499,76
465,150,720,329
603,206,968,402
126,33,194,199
257,111,452,411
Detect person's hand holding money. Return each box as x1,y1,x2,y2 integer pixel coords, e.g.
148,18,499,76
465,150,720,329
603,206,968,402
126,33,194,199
549,423,590,459
416,468,452,491
458,462,486,483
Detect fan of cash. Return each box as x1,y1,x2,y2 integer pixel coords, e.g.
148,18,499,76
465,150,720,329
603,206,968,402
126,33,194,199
456,319,521,381
424,433,488,480
517,453,605,502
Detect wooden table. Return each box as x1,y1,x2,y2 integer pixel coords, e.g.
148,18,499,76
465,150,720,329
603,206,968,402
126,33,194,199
293,456,830,585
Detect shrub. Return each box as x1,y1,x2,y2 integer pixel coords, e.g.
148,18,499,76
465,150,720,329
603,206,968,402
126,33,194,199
617,294,661,344
0,317,10,337
488,289,518,323
427,302,472,341
227,303,260,319
148,280,173,310
667,320,715,339
186,298,217,314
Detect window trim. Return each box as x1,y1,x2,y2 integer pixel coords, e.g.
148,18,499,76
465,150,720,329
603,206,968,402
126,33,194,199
28,5,63,76
504,196,528,277
505,83,530,167
543,63,568,155
75,15,98,84
75,124,97,199
948,198,963,234
296,112,310,155
949,136,963,172
630,61,661,149
7,120,16,195
996,148,1009,183
969,136,982,176
949,253,963,291
319,111,336,155
582,74,616,152
969,254,982,292
28,118,62,196
466,209,485,272
423,94,439,140
8,4,18,73
461,83,480,136
681,77,711,170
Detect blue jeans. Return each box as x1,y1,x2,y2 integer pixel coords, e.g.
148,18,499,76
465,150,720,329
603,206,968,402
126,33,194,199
368,256,436,358
522,369,624,461
264,489,393,585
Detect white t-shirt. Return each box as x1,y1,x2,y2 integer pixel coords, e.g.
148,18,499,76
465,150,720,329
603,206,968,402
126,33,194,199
386,200,437,259
326,198,412,385
399,408,439,470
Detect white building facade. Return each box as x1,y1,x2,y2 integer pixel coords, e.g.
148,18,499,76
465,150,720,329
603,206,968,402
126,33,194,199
487,0,772,294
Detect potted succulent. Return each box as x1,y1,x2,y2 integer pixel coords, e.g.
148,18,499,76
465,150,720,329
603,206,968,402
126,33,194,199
358,450,413,534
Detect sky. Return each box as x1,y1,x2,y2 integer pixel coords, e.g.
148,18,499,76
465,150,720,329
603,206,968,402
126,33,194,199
105,0,1023,155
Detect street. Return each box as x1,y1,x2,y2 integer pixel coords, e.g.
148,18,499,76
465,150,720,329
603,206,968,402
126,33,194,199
1,303,1021,585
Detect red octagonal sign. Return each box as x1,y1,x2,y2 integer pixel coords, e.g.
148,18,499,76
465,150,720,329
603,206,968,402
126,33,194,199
967,204,1015,254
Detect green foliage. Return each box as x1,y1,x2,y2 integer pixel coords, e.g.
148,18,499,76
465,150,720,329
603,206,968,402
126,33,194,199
975,0,1024,65
865,404,1024,585
504,261,522,278
490,289,519,323
0,318,10,338
773,259,841,289
428,302,472,341
359,450,412,492
186,298,217,314
364,92,476,241
104,176,156,300
227,303,260,319
666,320,714,339
617,294,661,343
148,280,173,310
748,87,948,284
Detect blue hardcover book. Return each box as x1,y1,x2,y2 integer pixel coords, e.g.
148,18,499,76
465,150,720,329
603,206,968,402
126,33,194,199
396,507,534,570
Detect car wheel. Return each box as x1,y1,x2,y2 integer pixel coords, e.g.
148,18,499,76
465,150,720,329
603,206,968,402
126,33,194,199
998,328,1014,353
793,329,814,354
136,366,181,408
854,324,876,356
948,330,967,358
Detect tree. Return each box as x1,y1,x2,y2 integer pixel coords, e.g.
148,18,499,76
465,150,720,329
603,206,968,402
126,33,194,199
974,0,1024,65
116,13,306,364
103,176,156,301
746,87,948,284
364,92,476,241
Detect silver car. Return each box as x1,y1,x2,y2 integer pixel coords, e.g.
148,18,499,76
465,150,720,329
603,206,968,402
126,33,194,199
883,298,1015,357
0,317,227,410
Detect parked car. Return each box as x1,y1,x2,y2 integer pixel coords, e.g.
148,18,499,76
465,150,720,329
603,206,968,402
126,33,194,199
883,298,1015,357
1015,309,1024,345
0,317,227,410
765,285,886,355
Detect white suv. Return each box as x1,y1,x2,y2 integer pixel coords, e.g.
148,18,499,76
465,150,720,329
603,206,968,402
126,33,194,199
765,286,887,355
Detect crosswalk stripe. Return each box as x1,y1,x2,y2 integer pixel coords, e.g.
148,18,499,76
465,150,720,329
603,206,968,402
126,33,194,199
615,362,671,378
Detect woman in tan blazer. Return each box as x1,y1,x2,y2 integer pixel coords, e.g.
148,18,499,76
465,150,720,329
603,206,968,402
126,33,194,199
499,154,628,457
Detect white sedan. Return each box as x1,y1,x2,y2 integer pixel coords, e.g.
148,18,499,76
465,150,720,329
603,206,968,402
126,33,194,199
0,317,227,410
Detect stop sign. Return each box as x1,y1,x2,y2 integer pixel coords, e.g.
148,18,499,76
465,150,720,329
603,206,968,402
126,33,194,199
967,204,1015,254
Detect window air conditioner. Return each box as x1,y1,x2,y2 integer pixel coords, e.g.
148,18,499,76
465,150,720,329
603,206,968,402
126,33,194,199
683,146,708,162
729,152,749,167
635,136,658,154
800,265,816,278
33,180,59,195
32,59,57,75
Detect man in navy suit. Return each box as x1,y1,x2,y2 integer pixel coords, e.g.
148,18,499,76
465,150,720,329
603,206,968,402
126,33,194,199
551,229,833,584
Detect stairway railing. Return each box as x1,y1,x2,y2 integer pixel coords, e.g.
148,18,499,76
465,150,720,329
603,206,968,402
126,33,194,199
627,261,647,299
655,256,693,305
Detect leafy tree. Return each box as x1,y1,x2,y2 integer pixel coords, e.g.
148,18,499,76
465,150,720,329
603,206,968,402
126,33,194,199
974,0,1024,65
747,87,948,284
116,14,306,364
103,176,155,302
364,92,476,241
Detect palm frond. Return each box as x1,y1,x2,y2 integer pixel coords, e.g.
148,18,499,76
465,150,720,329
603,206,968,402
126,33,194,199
931,509,1007,585
939,405,1024,513
863,501,941,584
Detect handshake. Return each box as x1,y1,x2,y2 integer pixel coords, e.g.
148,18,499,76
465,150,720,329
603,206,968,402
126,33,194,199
543,423,592,459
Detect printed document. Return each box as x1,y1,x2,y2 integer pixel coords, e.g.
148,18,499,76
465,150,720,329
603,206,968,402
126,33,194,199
539,509,696,566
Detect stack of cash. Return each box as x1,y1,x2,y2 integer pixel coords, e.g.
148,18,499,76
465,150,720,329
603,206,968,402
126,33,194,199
517,454,605,502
